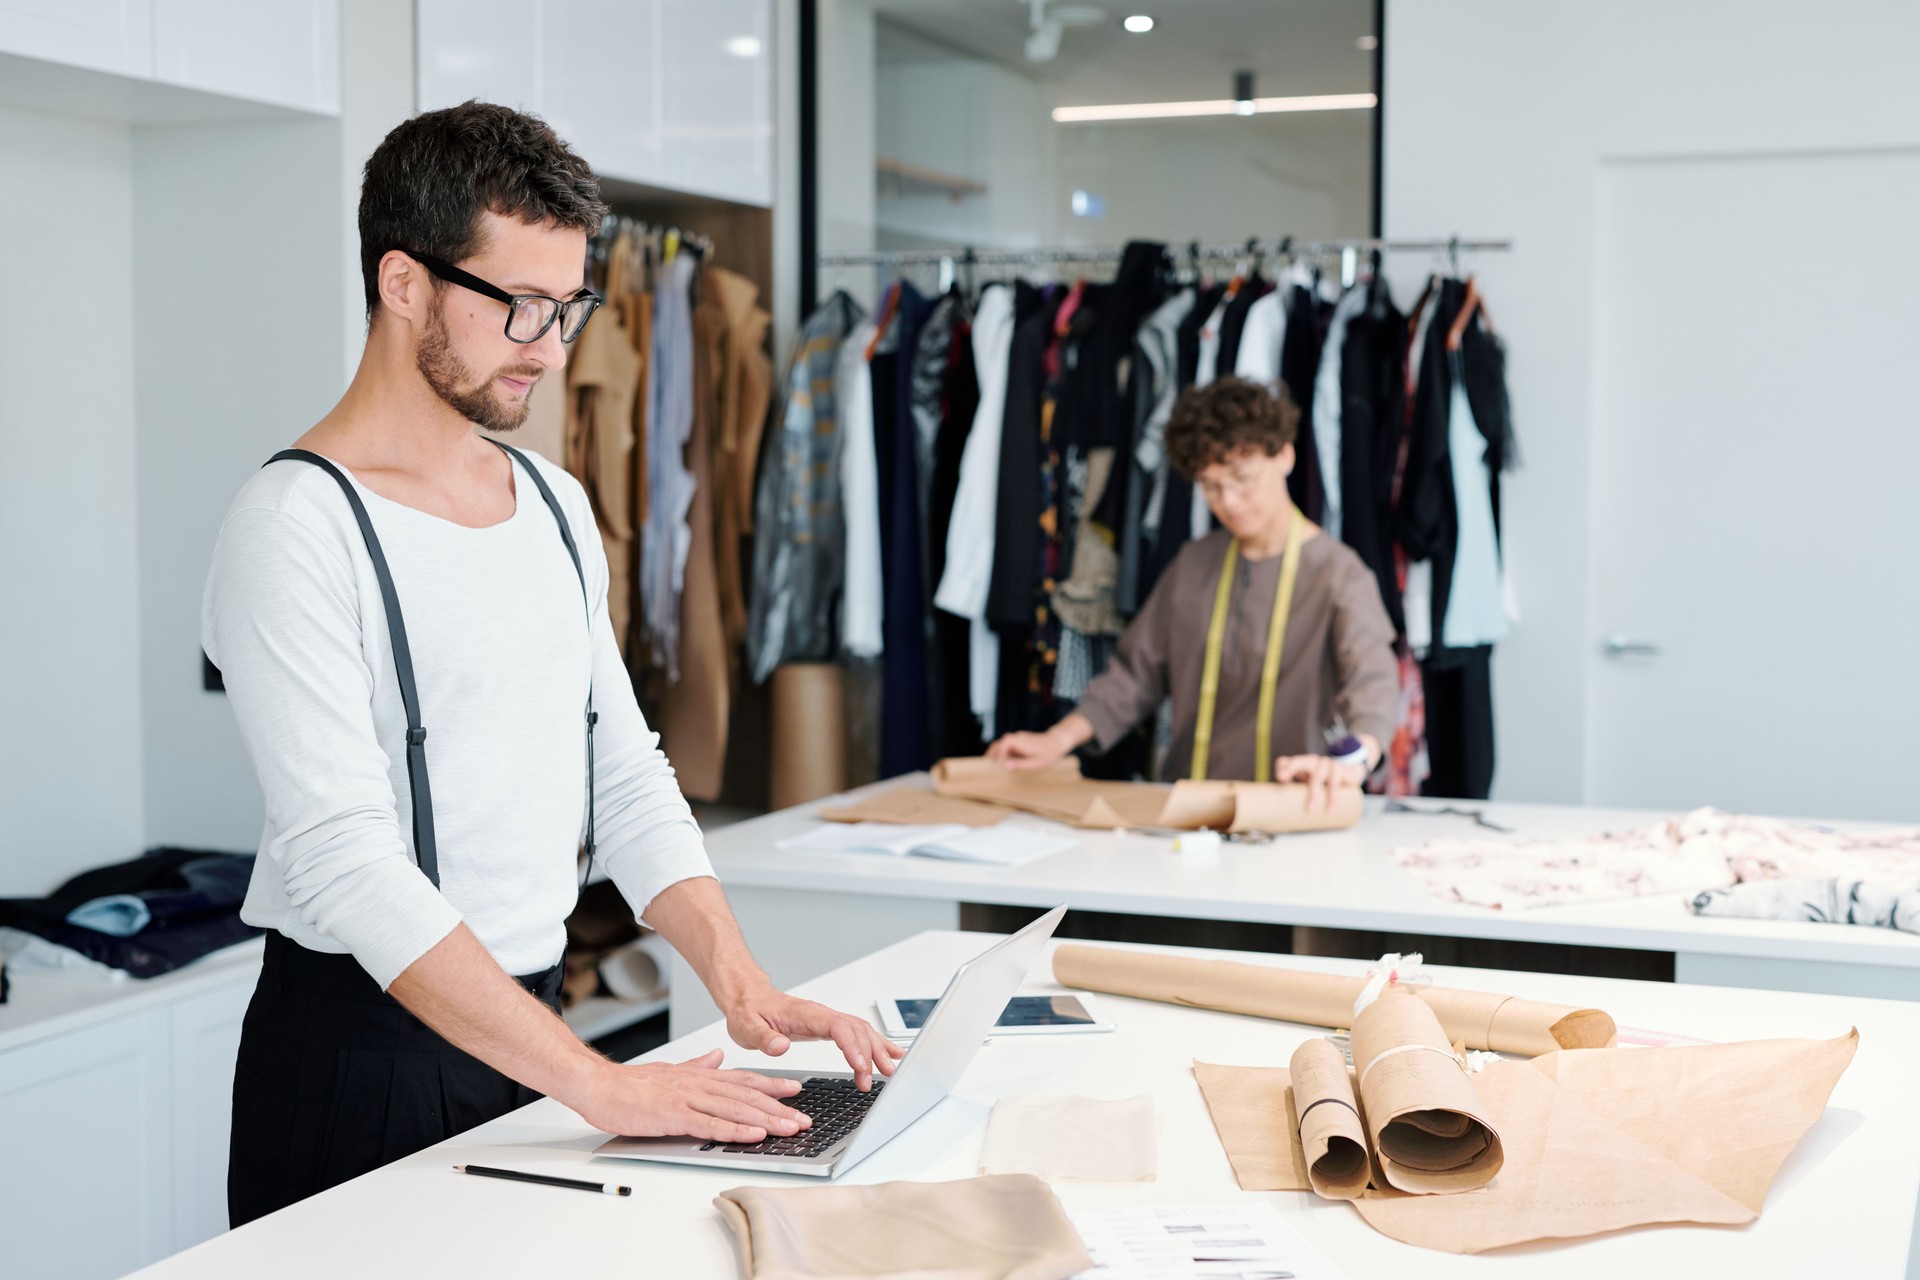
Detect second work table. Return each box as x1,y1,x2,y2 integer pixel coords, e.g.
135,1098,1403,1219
670,777,1920,1035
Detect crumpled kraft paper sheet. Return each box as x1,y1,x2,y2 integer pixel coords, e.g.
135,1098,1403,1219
923,756,1363,834
1194,1030,1858,1253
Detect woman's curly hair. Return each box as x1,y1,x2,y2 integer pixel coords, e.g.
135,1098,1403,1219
1164,377,1300,479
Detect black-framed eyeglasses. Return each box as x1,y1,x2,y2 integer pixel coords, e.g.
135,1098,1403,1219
407,251,602,344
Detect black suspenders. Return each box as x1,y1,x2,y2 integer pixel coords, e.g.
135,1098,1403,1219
264,440,597,889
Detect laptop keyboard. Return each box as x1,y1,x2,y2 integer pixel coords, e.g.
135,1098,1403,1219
703,1076,888,1159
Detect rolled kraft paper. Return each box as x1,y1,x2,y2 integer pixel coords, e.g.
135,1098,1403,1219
1051,945,1617,1056
1289,1038,1370,1199
933,758,1362,834
1350,989,1503,1193
769,663,846,811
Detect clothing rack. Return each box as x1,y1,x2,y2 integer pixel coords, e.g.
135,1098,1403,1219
818,237,1511,290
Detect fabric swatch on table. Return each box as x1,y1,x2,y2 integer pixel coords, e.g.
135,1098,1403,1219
978,1094,1158,1182
713,1173,1091,1280
1690,875,1920,934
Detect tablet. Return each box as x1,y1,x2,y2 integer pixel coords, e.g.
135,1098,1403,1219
875,992,1114,1039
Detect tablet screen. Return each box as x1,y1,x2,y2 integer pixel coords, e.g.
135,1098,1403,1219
893,994,1096,1031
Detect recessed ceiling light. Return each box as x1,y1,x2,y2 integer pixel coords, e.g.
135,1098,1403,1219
1051,93,1377,123
1123,14,1154,33
725,36,762,58
1356,34,1379,51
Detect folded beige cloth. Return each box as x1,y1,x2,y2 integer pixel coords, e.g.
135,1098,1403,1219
713,1174,1093,1280
978,1095,1158,1182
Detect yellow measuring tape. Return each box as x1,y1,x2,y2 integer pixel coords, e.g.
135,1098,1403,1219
1190,509,1306,783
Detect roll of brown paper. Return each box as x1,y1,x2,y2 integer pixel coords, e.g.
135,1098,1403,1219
769,663,846,811
1349,989,1503,1193
932,758,1363,834
1051,945,1616,1056
1289,1038,1370,1199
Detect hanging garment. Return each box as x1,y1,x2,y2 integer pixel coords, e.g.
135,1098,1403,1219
1212,276,1267,381
1052,446,1124,637
1280,283,1327,522
1334,279,1408,635
657,270,731,801
624,264,654,665
1311,285,1369,542
1121,288,1196,614
985,291,1060,632
1193,289,1233,388
1421,642,1495,800
1440,354,1508,649
1233,286,1286,387
935,282,1016,740
708,266,773,659
1071,529,1398,782
746,291,864,683
879,281,935,777
642,252,697,679
838,311,884,659
928,305,984,758
564,240,641,657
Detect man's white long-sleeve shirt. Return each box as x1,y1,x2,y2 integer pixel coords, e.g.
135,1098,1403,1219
203,447,713,989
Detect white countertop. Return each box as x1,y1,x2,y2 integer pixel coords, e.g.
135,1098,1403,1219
0,937,264,1054
128,930,1920,1278
700,777,1920,969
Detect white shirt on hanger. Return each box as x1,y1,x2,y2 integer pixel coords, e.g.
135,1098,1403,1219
1233,288,1286,387
838,314,884,659
1441,364,1509,650
931,283,1015,738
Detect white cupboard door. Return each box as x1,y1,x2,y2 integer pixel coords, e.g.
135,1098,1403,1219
151,0,340,114
167,977,256,1251
1588,148,1920,821
417,0,540,115
540,0,660,193
0,1010,174,1280
0,0,152,77
656,0,771,205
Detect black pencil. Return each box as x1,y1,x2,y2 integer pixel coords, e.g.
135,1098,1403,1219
455,1163,632,1196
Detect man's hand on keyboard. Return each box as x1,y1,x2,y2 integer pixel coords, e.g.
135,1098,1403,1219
725,988,906,1091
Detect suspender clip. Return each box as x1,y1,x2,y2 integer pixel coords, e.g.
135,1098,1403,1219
406,727,427,746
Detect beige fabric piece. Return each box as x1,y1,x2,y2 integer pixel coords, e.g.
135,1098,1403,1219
1053,944,1617,1056
1350,989,1502,1193
1051,447,1123,636
977,1095,1158,1182
931,756,1362,834
1194,1031,1858,1254
713,1174,1093,1280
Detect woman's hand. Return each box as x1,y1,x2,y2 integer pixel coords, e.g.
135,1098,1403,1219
985,714,1095,771
1273,754,1369,812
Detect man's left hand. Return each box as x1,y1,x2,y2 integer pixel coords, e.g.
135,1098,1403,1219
725,988,905,1091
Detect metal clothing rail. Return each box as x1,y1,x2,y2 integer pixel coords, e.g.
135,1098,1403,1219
815,236,1511,268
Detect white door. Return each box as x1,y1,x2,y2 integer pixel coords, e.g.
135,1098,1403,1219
1587,147,1920,821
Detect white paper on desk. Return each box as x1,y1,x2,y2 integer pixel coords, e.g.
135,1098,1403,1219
1069,1202,1347,1279
777,822,1076,867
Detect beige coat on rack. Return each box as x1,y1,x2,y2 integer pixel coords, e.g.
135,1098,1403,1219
707,266,773,656
658,265,731,802
565,230,642,653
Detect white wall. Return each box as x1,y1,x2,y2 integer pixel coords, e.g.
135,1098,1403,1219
132,118,346,852
1383,0,1920,809
0,106,146,894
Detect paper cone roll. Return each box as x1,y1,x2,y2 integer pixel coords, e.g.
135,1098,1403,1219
769,664,845,810
1052,944,1616,1056
1289,1038,1370,1199
1350,989,1503,1193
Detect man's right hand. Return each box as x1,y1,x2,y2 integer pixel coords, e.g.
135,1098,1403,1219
571,1048,812,1144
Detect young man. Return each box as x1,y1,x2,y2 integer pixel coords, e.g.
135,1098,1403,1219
204,102,899,1227
987,377,1399,810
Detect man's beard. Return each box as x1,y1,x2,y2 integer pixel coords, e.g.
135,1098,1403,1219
415,302,540,433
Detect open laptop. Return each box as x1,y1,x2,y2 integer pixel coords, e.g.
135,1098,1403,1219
595,905,1067,1178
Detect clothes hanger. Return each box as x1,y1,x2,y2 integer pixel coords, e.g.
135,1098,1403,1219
1446,274,1482,352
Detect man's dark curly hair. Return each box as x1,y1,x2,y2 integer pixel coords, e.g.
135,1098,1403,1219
358,100,608,320
1164,377,1301,479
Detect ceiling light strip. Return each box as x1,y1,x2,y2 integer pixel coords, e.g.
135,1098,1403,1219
1052,93,1377,123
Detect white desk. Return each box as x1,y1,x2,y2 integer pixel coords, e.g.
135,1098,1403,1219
127,931,1920,1279
671,779,1920,1034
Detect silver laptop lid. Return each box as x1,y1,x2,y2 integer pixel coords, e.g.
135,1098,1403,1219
833,905,1067,1175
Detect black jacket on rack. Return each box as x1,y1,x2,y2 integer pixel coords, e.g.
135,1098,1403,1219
985,291,1059,632
1337,279,1408,633
1281,283,1326,521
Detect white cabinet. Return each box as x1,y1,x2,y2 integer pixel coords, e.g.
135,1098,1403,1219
417,0,773,207
152,0,340,114
0,0,152,77
0,0,339,117
0,946,261,1280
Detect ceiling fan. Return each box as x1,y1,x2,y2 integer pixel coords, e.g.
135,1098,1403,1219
1025,0,1107,63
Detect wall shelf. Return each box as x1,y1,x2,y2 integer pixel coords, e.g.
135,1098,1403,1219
877,156,988,203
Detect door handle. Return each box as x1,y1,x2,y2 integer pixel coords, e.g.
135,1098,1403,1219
1602,632,1663,658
